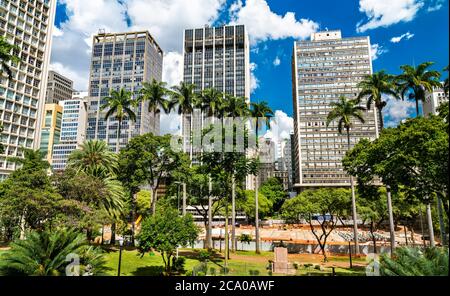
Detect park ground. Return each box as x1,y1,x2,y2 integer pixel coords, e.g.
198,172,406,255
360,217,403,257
102,248,367,276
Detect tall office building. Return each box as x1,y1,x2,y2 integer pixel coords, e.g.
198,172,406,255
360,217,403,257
39,103,62,163
86,31,163,151
52,96,87,171
292,30,378,190
181,25,250,157
45,70,73,103
423,85,449,116
0,0,56,179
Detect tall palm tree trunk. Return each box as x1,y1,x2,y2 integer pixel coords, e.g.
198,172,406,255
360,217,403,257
110,119,122,245
231,176,236,253
377,106,384,130
224,201,229,267
207,176,213,250
255,172,260,254
426,200,435,247
415,99,420,118
386,185,396,254
347,128,359,254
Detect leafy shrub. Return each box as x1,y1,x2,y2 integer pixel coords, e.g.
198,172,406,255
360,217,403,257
293,262,299,270
172,256,186,273
220,267,229,275
380,247,448,276
198,250,211,262
209,267,216,275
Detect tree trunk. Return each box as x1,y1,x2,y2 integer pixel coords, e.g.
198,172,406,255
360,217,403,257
255,173,260,254
116,119,121,153
347,129,359,254
231,175,236,253
224,203,229,267
370,221,377,254
207,176,213,250
110,222,116,245
182,183,187,216
377,106,384,130
151,187,158,215
131,192,136,247
403,224,408,246
415,99,420,118
437,197,447,246
426,201,435,247
419,206,426,247
410,225,416,245
386,185,396,254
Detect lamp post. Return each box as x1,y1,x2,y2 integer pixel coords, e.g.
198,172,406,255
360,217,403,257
117,238,124,276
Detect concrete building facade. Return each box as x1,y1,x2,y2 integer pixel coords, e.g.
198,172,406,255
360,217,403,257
86,31,163,151
52,96,87,171
291,30,378,190
45,70,73,104
0,0,57,179
423,85,449,116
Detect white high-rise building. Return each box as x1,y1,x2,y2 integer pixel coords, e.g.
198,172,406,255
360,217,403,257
423,85,448,116
52,96,87,171
292,30,378,190
0,0,57,180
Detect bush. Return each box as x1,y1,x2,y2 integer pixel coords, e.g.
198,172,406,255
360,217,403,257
293,262,299,270
198,250,211,262
185,270,193,276
380,247,448,276
220,267,229,275
209,267,216,276
172,256,186,273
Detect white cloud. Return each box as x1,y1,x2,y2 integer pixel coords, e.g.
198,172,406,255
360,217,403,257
390,31,415,43
127,0,226,52
384,95,416,127
264,110,293,145
160,112,182,135
427,0,445,12
162,51,183,87
356,0,424,33
273,56,281,66
250,62,259,93
370,43,388,61
229,0,319,44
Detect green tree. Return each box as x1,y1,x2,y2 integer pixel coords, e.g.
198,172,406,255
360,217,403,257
237,190,272,221
343,116,449,247
137,207,200,274
118,133,190,216
357,70,400,129
250,101,274,254
139,79,170,133
379,247,448,276
239,234,252,251
0,229,106,276
0,36,20,78
326,95,366,253
396,62,442,117
260,177,287,215
67,140,118,178
281,188,351,262
443,65,449,96
100,88,138,153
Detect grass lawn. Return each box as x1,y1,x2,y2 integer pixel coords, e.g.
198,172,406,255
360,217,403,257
103,248,366,276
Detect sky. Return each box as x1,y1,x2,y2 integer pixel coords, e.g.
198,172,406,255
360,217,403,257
51,0,449,139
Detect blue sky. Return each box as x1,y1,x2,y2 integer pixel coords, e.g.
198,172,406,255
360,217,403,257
51,0,449,135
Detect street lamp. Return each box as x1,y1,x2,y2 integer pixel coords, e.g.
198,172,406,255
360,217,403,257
117,238,124,276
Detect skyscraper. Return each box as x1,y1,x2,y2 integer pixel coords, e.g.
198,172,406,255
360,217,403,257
51,96,87,171
39,102,62,163
181,25,250,157
86,31,163,151
291,30,378,190
0,0,57,179
45,70,73,104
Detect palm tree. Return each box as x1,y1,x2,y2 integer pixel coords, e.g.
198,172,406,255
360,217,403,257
326,96,366,254
250,101,274,254
67,140,118,178
8,148,50,171
200,88,224,250
224,95,249,253
396,62,442,117
0,36,20,79
139,79,170,132
357,70,400,130
168,82,198,216
0,229,106,276
67,140,123,245
100,88,137,153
